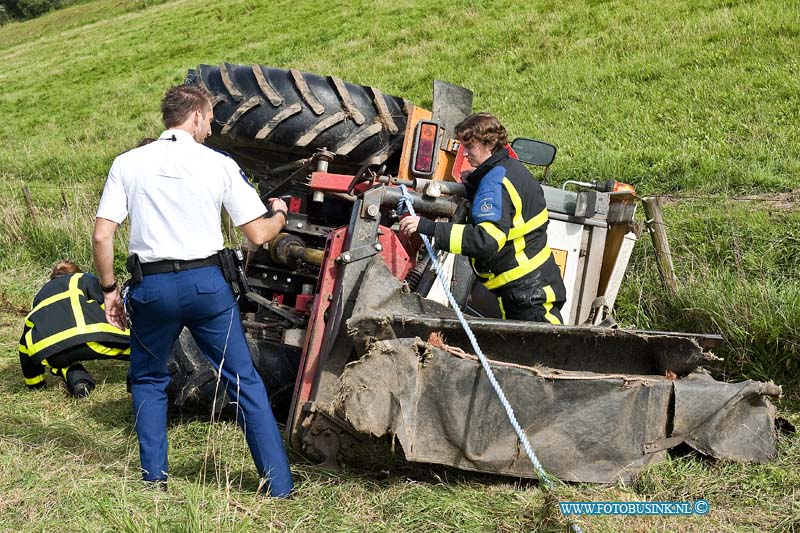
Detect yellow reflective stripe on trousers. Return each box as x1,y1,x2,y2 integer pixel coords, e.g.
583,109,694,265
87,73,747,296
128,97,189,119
449,224,466,255
46,366,67,378
542,285,561,325
86,341,130,356
483,245,553,290
25,322,129,357
508,207,548,240
478,221,507,252
69,274,86,328
25,328,34,355
503,178,525,230
25,374,45,386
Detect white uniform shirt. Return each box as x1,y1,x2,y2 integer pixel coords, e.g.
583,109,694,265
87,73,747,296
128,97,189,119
96,129,267,263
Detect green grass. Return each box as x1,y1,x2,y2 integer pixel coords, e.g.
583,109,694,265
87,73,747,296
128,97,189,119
0,347,797,531
616,199,800,406
1,0,798,192
1,0,799,530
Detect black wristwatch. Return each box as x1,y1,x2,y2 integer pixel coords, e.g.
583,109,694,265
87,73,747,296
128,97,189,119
273,209,288,220
100,280,118,293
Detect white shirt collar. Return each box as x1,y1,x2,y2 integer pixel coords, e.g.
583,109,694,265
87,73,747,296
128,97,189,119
158,129,196,143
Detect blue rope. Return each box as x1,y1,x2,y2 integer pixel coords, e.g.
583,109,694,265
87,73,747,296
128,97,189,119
398,185,583,533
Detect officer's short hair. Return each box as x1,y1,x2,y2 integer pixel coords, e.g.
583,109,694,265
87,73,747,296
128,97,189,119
50,260,81,279
455,113,509,153
161,85,212,129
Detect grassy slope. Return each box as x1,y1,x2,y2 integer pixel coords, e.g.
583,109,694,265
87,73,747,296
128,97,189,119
1,0,798,191
1,0,799,531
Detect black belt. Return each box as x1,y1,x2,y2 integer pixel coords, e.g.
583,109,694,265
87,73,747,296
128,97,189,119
140,254,220,276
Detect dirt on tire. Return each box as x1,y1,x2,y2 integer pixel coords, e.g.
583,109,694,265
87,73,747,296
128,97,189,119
186,63,411,171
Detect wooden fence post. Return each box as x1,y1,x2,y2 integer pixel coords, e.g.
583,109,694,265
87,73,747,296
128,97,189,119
22,186,37,220
642,196,678,297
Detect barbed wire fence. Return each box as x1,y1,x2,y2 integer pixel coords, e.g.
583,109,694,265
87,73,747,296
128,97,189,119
0,181,244,244
4,182,798,290
4,181,797,254
3,182,798,389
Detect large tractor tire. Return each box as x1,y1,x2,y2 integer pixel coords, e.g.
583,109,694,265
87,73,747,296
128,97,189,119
167,329,300,424
186,64,410,170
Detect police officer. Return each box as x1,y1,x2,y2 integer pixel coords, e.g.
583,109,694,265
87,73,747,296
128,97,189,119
18,260,130,398
92,84,293,496
400,112,566,324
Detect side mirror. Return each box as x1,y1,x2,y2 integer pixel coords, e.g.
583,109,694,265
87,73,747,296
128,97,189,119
511,138,557,167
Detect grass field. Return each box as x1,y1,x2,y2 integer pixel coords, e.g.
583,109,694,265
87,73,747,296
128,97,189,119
1,0,798,531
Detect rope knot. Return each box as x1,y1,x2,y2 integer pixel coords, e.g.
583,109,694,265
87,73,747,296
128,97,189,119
397,184,415,216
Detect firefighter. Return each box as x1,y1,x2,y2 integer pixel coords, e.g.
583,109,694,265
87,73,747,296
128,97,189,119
18,260,130,398
92,84,293,496
400,112,566,324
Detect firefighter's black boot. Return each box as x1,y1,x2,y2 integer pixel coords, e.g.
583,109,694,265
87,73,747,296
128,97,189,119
64,364,96,398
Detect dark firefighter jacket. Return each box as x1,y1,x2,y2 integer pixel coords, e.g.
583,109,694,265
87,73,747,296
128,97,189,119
18,273,130,388
416,148,564,293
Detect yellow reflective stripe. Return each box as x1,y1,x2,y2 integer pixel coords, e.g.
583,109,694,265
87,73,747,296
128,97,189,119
25,374,45,386
86,341,130,356
508,207,549,240
471,257,490,279
506,236,528,278
483,245,553,290
25,328,34,353
514,236,526,255
542,285,561,325
543,285,556,303
497,297,506,319
542,301,559,324
25,273,86,322
449,224,465,255
18,343,29,355
503,178,525,230
478,222,506,252
25,323,129,356
25,291,72,320
70,275,86,329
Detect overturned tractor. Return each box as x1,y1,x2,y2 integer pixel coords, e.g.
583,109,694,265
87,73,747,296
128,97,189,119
168,63,781,483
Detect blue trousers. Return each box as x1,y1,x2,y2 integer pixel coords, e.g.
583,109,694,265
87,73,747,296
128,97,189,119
128,266,293,496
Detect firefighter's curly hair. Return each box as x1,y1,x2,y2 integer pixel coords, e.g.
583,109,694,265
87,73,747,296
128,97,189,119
454,112,508,153
50,260,81,279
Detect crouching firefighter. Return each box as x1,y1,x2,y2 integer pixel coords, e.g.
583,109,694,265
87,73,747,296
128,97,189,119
19,260,130,398
399,112,567,324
